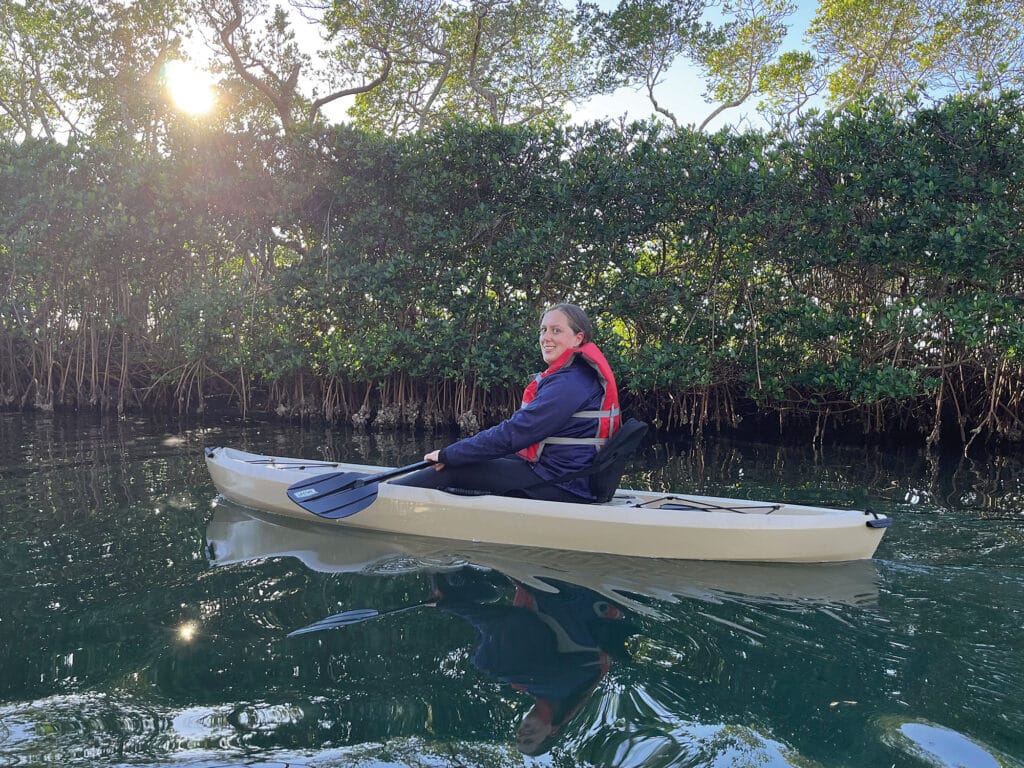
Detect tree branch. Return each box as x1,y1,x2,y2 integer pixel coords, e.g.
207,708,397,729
218,0,297,131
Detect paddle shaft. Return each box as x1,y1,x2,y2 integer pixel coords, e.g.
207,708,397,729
350,459,434,488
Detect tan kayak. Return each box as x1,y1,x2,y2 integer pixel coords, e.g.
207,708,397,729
204,446,891,563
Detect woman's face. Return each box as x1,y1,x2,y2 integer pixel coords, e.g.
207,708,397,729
515,706,554,754
539,309,585,365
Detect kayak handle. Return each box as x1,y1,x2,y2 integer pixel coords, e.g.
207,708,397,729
864,510,892,528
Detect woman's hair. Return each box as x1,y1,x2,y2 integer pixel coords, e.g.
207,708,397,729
544,303,594,344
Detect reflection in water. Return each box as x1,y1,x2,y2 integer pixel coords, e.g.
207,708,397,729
439,569,636,755
416,568,634,755
210,507,644,754
878,718,1012,768
3,413,1024,766
205,501,886,759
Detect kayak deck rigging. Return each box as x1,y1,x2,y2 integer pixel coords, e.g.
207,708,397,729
631,496,781,514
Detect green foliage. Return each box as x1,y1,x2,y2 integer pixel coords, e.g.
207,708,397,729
334,0,599,132
3,91,1024,444
806,0,1024,113
6,0,1024,144
0,0,188,143
581,0,707,88
692,0,795,108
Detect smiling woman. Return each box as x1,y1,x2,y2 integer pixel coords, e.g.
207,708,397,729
162,60,216,115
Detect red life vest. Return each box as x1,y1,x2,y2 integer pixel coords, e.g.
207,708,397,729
517,342,620,463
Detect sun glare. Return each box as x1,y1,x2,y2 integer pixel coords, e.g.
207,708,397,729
164,60,216,115
177,621,198,642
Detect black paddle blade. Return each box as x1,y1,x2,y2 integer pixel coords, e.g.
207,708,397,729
286,470,370,517
286,460,433,519
287,608,381,637
287,470,366,498
287,476,382,519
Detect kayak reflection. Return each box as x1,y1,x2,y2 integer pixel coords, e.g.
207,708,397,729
205,500,881,612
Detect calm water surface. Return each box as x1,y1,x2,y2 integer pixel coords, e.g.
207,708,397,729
0,412,1022,768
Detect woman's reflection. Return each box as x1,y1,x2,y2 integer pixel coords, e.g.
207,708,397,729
429,566,637,755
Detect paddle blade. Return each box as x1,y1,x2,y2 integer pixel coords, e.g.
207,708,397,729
287,470,365,502
287,600,437,637
286,470,376,518
316,482,381,519
287,608,381,637
286,460,433,519
287,478,381,519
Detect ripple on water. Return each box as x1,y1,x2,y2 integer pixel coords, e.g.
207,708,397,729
575,684,822,768
0,695,257,764
878,718,1022,768
363,553,472,576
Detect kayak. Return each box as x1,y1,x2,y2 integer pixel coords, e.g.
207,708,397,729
206,503,882,609
204,446,891,562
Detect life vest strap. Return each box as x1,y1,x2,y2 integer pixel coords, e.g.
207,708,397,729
541,436,608,447
572,407,620,419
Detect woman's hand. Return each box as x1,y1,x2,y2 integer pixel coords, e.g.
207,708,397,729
424,449,444,469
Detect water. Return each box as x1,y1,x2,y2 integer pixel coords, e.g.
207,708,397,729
0,412,1022,768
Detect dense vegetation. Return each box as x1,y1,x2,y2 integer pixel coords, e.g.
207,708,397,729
2,92,1023,449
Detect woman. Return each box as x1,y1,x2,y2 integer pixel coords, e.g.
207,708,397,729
394,303,620,502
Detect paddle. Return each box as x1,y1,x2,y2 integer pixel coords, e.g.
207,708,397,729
287,600,437,637
286,460,433,519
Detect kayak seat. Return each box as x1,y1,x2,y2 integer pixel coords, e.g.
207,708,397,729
518,418,649,503
586,418,649,503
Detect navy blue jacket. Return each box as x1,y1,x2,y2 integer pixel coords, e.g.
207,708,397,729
440,358,604,499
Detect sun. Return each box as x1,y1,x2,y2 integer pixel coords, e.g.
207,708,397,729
163,60,216,115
